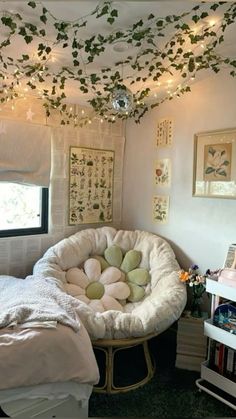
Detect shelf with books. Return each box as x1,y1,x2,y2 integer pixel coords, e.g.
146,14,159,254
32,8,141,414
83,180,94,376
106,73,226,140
201,361,236,398
196,277,236,411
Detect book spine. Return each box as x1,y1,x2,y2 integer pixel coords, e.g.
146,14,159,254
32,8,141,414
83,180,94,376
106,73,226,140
214,342,220,372
218,344,225,375
225,347,234,379
232,351,236,382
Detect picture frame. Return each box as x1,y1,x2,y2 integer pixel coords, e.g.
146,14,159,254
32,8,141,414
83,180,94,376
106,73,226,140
156,118,173,147
69,146,114,225
223,243,236,268
193,128,236,199
154,158,171,187
153,195,169,224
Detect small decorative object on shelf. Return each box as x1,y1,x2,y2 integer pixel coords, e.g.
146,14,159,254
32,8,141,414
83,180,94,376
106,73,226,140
179,265,211,318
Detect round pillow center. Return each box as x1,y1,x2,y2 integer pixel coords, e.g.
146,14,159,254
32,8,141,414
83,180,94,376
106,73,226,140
86,281,105,300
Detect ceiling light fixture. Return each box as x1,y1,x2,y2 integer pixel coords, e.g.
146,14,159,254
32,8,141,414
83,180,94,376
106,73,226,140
110,85,133,113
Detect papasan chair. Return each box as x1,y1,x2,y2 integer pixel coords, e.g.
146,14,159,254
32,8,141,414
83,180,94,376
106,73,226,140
33,227,187,393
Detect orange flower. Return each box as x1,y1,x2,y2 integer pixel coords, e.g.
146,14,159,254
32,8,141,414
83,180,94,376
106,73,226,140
179,270,189,282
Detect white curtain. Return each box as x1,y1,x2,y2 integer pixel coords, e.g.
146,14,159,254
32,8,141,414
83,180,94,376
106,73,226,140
0,119,51,187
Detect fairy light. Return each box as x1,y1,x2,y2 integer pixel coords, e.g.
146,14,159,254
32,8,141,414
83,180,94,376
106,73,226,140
100,118,104,123
157,81,161,87
88,119,92,124
112,116,115,121
81,109,85,115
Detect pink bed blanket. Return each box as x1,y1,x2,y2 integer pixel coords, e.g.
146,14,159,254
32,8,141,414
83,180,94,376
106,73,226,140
0,323,99,390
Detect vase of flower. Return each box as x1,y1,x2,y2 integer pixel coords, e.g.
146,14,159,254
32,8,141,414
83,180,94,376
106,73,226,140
190,283,205,318
179,265,210,319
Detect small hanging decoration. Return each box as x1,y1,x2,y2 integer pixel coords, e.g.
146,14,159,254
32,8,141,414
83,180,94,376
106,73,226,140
110,86,133,114
26,108,35,121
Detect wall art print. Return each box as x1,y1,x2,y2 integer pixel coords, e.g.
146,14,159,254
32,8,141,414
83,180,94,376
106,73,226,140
156,118,173,147
193,128,236,199
203,143,232,182
69,146,114,224
154,158,171,187
153,195,169,224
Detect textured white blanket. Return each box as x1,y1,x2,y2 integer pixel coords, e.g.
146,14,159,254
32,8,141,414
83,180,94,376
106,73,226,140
0,275,80,332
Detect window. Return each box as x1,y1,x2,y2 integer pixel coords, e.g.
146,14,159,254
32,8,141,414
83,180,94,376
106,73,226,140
0,183,48,237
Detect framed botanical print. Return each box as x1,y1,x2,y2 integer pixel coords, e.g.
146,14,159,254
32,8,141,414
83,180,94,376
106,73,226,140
69,146,114,224
153,195,169,224
193,128,236,198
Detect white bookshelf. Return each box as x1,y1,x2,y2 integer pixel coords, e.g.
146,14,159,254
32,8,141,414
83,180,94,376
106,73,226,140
196,278,236,411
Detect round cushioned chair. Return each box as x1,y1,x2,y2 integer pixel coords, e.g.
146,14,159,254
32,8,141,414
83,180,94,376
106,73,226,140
34,227,187,392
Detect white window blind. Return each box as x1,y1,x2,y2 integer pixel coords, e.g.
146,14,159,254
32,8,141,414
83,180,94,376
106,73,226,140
0,120,51,187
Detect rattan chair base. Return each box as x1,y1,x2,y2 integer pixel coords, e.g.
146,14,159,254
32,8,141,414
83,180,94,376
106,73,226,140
92,333,156,394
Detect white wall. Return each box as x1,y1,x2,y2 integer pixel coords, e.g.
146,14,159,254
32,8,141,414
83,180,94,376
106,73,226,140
122,71,236,273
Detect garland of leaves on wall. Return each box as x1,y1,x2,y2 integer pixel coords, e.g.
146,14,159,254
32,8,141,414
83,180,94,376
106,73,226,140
0,1,236,126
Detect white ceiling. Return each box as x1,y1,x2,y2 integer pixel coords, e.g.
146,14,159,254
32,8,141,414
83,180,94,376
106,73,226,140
0,1,236,106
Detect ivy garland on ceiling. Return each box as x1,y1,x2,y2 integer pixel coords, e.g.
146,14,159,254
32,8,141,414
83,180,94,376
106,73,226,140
0,0,236,126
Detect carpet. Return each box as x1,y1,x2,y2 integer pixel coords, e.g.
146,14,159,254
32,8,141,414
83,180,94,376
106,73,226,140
89,367,235,417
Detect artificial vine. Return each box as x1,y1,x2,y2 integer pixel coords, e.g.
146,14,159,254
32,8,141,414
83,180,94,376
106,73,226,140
0,0,235,126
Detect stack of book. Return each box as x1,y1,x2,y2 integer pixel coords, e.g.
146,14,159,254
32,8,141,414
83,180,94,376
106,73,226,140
208,341,236,381
176,312,207,372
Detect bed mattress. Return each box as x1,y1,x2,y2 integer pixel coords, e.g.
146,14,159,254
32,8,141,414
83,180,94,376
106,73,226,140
0,323,99,391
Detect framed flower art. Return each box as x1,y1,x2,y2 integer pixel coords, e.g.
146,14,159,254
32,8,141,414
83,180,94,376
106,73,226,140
193,128,236,199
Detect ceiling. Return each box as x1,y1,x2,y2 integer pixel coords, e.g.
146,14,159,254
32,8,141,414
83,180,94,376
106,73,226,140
0,1,236,114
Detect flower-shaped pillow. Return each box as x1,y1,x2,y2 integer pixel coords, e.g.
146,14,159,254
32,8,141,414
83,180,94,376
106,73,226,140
65,258,130,313
102,244,150,303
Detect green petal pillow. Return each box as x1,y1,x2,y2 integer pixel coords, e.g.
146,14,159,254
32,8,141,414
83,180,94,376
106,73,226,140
93,255,110,271
127,282,145,303
120,250,141,273
104,245,123,268
126,268,150,286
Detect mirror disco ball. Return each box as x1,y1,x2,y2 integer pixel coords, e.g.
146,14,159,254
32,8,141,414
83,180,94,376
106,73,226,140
110,87,133,113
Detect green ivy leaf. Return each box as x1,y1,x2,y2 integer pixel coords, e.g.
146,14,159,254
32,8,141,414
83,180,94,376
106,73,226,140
28,1,36,8
40,14,47,24
24,35,33,44
107,17,115,25
110,9,118,17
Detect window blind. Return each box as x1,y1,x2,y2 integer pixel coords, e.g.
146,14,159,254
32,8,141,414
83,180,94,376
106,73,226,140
0,120,51,187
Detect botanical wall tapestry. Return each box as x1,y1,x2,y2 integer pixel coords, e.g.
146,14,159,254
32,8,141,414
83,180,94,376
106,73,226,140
69,146,114,224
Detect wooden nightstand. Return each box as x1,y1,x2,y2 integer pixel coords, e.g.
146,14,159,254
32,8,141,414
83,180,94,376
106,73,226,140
176,311,208,372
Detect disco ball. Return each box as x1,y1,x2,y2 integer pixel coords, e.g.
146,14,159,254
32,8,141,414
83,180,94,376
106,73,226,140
110,87,133,113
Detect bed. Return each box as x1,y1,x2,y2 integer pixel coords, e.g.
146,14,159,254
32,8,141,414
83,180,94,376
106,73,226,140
0,276,99,418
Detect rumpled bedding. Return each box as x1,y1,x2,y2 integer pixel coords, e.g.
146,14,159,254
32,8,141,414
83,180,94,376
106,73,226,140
33,227,187,339
0,275,80,332
0,323,99,390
